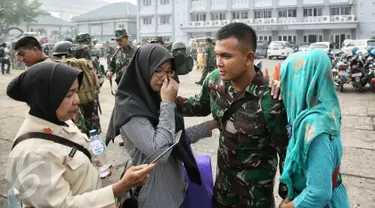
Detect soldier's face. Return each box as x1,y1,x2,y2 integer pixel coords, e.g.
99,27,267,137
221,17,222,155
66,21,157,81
16,47,43,67
215,37,255,81
56,80,80,121
117,37,128,48
150,61,173,92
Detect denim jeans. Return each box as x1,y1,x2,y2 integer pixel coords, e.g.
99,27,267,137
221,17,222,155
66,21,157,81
1,59,10,73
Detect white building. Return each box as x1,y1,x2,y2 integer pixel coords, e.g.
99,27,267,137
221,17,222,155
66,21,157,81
72,2,137,43
137,0,375,45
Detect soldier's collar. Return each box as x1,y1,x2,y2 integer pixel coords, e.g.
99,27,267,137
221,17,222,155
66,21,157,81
244,65,268,98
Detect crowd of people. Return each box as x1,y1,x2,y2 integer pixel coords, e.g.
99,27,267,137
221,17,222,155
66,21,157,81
5,22,350,208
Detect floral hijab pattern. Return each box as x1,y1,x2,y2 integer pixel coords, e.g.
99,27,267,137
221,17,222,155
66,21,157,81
279,49,342,199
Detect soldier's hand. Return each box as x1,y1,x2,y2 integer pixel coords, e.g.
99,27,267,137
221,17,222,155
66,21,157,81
161,78,179,102
106,71,113,80
270,80,282,100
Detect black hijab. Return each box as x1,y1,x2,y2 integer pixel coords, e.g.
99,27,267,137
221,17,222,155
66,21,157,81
7,62,83,125
106,44,202,185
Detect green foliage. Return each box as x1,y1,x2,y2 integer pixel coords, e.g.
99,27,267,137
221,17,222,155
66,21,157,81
0,0,42,35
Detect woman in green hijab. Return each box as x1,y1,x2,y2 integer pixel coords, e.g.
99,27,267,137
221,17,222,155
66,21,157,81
278,49,350,208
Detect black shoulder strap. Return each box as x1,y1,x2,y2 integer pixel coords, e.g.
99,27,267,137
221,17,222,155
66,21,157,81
12,132,92,161
222,98,248,124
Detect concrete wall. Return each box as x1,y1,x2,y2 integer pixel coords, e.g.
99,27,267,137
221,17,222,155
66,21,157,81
356,0,375,39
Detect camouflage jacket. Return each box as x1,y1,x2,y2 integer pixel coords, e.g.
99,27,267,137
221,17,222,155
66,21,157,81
108,45,135,78
176,68,289,202
205,45,216,68
105,46,115,58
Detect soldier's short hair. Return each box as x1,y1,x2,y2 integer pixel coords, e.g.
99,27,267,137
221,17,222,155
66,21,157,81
216,22,257,53
14,36,42,51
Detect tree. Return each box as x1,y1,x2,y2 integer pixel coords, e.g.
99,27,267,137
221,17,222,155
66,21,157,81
0,0,41,36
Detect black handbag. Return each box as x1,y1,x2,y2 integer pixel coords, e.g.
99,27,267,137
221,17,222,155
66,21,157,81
118,159,142,208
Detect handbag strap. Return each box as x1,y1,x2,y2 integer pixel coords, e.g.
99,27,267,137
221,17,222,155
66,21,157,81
12,132,92,161
221,98,248,124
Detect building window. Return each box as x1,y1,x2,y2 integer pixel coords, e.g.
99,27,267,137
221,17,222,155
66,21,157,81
330,6,351,15
143,17,152,25
143,0,151,6
211,12,227,20
303,8,323,17
232,11,248,20
118,24,125,29
191,13,206,21
160,15,171,24
258,36,272,41
255,10,272,19
278,35,297,42
160,0,169,5
303,34,322,43
278,9,297,18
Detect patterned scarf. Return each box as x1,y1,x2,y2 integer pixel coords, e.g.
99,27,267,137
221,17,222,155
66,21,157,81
279,49,342,199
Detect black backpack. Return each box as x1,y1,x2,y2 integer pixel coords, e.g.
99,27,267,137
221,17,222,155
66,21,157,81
0,48,5,58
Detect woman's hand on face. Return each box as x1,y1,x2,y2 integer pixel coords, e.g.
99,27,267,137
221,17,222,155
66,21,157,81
161,78,179,102
113,163,157,197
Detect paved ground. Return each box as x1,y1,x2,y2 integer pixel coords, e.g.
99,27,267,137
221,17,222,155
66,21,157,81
0,58,374,207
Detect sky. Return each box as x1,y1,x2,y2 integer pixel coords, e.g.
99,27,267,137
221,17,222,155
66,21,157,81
104,0,137,4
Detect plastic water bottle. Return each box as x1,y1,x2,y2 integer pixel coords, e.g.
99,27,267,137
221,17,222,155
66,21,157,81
89,129,111,178
8,188,22,208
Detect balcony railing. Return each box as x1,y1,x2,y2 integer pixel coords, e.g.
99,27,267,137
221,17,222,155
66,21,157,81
186,15,357,27
331,15,357,22
278,17,297,24
253,18,277,24
303,16,330,23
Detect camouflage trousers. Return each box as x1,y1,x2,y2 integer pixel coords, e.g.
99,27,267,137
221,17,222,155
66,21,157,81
74,97,101,136
213,168,276,208
198,66,215,83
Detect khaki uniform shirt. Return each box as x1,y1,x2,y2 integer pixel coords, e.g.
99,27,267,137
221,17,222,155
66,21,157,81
6,114,116,208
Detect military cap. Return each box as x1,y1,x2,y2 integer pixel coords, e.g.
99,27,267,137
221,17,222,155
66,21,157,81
112,28,129,40
75,33,92,45
150,36,164,44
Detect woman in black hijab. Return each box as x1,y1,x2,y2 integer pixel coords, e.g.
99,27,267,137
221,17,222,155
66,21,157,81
106,44,218,208
6,62,155,207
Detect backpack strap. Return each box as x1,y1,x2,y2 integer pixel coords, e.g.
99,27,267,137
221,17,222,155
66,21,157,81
12,132,92,161
221,98,248,124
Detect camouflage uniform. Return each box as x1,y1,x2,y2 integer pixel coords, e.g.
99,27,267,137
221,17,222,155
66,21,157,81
171,41,194,76
105,45,115,68
197,44,216,84
72,34,102,136
108,29,135,84
176,68,289,208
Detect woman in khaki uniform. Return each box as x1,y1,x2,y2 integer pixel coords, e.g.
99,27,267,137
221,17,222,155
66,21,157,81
6,62,155,208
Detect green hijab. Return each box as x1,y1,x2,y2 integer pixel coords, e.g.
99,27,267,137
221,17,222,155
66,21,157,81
279,49,342,199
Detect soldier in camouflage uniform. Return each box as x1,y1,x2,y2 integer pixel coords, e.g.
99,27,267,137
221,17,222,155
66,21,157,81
105,41,115,68
171,41,194,76
196,37,216,85
176,23,288,207
72,34,102,135
150,36,165,47
106,28,135,85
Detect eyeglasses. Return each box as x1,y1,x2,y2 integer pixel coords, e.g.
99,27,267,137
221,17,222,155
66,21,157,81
154,69,175,78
